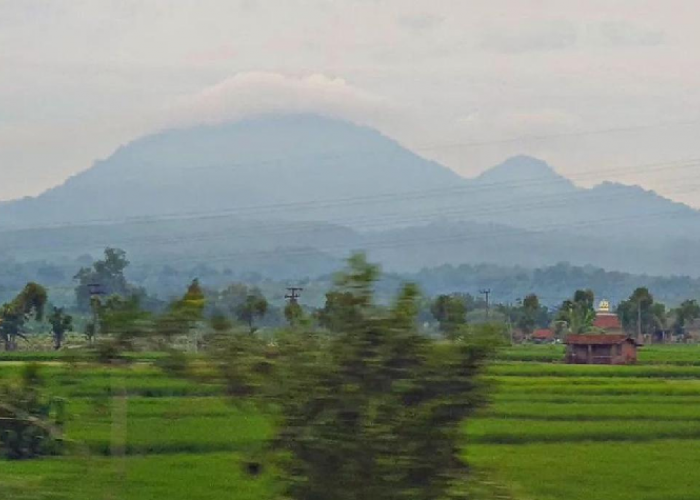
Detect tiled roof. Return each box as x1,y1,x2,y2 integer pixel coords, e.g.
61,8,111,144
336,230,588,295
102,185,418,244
565,334,632,345
532,329,555,339
593,313,622,330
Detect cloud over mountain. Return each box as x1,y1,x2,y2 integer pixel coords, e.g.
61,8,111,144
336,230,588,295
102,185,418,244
168,72,396,130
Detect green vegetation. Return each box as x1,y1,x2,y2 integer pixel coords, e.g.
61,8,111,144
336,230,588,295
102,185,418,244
6,249,700,499
3,345,700,498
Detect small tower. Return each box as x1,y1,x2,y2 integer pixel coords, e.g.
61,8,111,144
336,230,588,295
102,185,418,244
593,299,622,332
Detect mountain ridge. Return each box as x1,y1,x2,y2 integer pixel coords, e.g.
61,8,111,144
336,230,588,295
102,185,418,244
3,113,700,277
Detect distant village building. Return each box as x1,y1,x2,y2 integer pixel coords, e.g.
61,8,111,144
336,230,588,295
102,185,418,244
566,300,640,365
532,329,555,343
592,300,623,333
565,334,639,364
564,300,640,364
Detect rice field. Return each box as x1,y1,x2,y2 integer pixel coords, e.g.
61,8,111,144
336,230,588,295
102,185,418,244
3,345,700,499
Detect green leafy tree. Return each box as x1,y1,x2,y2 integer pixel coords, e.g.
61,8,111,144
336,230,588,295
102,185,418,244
556,289,596,334
155,279,206,347
517,294,541,336
0,283,48,351
268,253,496,500
74,248,130,311
235,290,269,334
617,288,666,338
284,300,304,327
48,307,73,350
672,299,700,338
95,296,153,361
430,294,467,336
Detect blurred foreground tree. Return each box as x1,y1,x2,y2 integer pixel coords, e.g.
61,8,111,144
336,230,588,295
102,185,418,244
0,364,65,459
266,253,497,500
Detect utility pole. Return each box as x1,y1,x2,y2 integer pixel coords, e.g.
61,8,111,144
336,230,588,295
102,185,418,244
637,300,642,341
285,286,304,304
480,289,492,321
87,282,105,345
284,286,304,329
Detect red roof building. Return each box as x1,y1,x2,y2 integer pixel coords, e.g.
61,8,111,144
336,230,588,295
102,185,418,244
565,334,639,364
593,300,623,332
532,329,555,343
593,314,622,331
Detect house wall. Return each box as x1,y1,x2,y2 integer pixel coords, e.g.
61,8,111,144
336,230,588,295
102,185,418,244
566,343,637,365
620,342,638,364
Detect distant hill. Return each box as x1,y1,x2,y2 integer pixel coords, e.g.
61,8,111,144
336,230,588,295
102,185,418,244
0,114,462,229
3,113,700,277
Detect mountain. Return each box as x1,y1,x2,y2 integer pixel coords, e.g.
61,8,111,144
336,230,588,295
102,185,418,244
473,155,578,195
3,113,700,278
0,114,463,230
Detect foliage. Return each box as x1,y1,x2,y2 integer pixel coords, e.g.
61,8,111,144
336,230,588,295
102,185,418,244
671,299,700,337
0,364,65,459
0,282,48,351
47,307,73,350
283,301,304,327
556,289,596,334
155,279,206,346
74,248,132,311
235,293,269,334
430,294,467,336
211,283,269,333
617,287,667,336
269,254,495,500
94,296,153,361
515,294,548,336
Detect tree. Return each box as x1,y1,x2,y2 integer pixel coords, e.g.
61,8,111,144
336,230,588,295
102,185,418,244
430,294,467,336
155,279,206,347
48,307,73,350
0,283,48,351
516,294,541,337
284,300,304,327
556,289,596,334
235,291,268,334
672,299,700,338
268,253,496,500
74,248,131,311
617,288,666,338
96,295,153,361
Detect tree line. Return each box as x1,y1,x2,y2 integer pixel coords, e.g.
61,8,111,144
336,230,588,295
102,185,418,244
3,248,700,352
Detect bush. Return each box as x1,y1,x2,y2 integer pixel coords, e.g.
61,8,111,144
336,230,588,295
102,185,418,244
0,364,66,459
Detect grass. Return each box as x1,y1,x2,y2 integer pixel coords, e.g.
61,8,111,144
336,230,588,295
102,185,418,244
0,453,277,500
468,440,700,500
4,343,700,499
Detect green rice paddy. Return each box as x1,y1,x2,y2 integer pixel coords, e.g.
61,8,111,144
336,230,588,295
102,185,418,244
3,345,700,499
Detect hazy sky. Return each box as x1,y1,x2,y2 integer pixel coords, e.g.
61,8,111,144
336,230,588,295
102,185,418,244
3,0,700,206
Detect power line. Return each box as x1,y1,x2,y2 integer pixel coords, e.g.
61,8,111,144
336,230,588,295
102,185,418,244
3,156,700,234
138,205,694,267
3,175,699,255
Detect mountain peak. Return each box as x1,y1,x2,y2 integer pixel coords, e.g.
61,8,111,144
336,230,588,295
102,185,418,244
474,155,578,193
